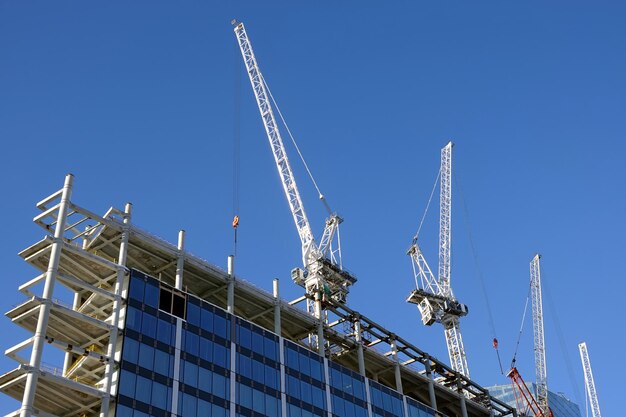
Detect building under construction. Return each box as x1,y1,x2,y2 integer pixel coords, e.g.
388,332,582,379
0,174,517,417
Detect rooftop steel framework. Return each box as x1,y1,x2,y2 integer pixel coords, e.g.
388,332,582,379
0,175,516,417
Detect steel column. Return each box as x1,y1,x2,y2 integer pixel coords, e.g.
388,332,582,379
227,255,235,314
175,230,185,290
424,357,438,411
20,174,74,417
354,318,366,377
273,279,281,335
99,202,132,417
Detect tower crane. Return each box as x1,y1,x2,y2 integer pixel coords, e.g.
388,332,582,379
233,22,356,326
530,254,549,417
506,255,552,417
579,342,602,417
406,142,470,377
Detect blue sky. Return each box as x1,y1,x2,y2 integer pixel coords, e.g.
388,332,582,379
1,1,624,416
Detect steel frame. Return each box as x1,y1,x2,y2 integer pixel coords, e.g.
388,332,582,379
1,175,515,417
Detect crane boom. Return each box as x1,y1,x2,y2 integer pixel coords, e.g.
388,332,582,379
579,342,602,417
233,21,356,313
233,22,316,264
530,254,549,417
407,142,470,378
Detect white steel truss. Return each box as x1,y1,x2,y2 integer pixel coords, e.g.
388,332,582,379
233,21,356,335
233,22,315,264
407,142,469,378
530,254,549,417
439,143,452,298
579,342,602,417
0,174,135,417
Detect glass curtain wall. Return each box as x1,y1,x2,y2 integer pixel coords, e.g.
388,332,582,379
116,270,441,417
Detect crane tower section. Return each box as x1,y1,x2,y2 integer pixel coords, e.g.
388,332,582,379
438,142,452,297
406,142,470,378
579,342,602,417
233,21,356,310
530,254,549,417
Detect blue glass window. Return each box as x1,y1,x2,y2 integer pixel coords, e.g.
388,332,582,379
140,312,156,339
201,306,214,333
184,330,199,357
183,360,198,388
198,366,213,393
135,374,152,404
157,317,173,345
187,300,200,327
154,348,172,377
238,382,252,409
118,369,135,398
151,380,168,411
212,403,228,417
138,343,154,370
214,313,228,340
198,398,211,416
126,306,142,332
264,337,278,361
144,281,159,309
128,277,145,302
213,342,228,368
115,404,133,417
199,336,213,362
238,325,252,350
181,392,197,416
122,337,139,364
213,372,229,399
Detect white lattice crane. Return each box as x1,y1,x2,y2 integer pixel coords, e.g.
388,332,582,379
406,142,470,377
530,254,550,417
579,342,602,417
233,21,356,321
505,255,552,417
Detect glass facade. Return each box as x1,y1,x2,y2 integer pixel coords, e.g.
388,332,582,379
116,270,442,417
488,384,581,417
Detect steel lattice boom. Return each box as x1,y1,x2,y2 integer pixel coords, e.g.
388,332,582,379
530,254,549,417
407,142,470,378
233,22,356,317
579,342,602,417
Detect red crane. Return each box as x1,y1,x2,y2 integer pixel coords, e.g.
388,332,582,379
507,367,553,417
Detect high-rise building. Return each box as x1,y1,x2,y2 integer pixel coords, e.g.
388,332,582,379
487,383,581,417
0,175,514,417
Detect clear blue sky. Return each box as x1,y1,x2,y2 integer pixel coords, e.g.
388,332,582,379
1,2,624,416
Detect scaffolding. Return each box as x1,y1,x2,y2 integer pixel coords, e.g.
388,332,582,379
0,175,515,417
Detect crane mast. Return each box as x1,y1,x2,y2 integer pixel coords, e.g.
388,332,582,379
530,254,549,417
438,142,452,297
407,142,470,378
233,22,356,321
579,342,602,417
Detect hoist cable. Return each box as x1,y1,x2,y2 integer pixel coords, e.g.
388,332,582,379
413,169,441,242
541,265,584,408
511,284,531,368
455,173,503,373
232,46,242,255
261,73,332,215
